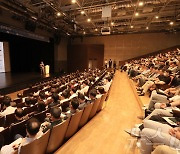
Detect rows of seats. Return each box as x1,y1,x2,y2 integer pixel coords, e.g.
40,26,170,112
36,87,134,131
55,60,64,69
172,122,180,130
0,68,114,154
5,94,107,154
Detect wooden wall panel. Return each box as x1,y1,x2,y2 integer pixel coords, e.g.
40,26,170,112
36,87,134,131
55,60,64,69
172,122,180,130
71,32,180,62
67,44,104,72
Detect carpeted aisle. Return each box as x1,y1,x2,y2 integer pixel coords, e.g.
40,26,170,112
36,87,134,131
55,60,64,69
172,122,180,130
55,71,142,154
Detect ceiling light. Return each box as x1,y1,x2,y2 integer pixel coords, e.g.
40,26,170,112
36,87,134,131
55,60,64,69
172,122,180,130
57,12,61,16
31,16,37,20
135,12,139,16
111,22,114,26
87,18,91,22
155,16,159,19
138,2,144,6
83,31,86,34
95,28,98,31
170,21,174,25
146,26,149,30
130,25,134,28
81,10,85,14
71,0,76,4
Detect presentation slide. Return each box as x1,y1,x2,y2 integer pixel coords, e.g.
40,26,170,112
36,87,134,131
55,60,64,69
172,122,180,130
0,42,11,73
0,42,5,72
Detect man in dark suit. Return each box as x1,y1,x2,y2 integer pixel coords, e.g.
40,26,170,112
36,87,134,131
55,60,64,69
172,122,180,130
109,59,112,68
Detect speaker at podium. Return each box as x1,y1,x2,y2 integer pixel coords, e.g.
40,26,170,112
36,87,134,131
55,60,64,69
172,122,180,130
45,65,50,75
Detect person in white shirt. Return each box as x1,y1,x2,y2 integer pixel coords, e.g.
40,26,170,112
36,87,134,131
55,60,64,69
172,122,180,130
103,77,112,92
69,87,78,100
1,118,43,154
0,97,16,117
80,80,89,95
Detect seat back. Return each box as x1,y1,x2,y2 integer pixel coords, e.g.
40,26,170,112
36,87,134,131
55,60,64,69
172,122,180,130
20,130,50,154
10,119,27,142
33,109,48,123
46,118,70,153
79,103,93,128
0,116,5,127
0,127,11,145
5,113,17,127
17,103,25,108
97,93,107,112
88,98,101,119
24,105,38,115
13,98,22,104
23,88,31,97
65,110,83,139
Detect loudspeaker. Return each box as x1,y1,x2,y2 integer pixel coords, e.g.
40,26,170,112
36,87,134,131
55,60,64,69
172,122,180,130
25,20,36,32
54,34,61,44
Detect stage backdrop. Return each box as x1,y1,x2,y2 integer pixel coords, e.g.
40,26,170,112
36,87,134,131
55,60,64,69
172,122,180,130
0,42,11,72
0,32,54,73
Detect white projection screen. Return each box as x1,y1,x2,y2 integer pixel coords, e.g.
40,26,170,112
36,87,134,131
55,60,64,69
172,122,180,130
0,42,11,72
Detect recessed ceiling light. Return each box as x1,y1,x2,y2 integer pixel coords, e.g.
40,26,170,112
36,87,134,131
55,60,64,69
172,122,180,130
87,18,91,22
111,22,114,25
155,16,159,19
135,12,139,16
170,21,174,25
146,26,149,30
130,25,134,28
138,2,144,6
71,0,76,4
81,10,85,14
57,12,61,16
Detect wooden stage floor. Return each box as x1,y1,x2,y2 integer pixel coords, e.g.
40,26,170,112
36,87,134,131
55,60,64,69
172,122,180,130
0,72,53,95
55,71,143,154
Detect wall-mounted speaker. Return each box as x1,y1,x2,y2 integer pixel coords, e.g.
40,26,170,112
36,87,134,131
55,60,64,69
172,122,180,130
25,20,36,32
54,34,61,44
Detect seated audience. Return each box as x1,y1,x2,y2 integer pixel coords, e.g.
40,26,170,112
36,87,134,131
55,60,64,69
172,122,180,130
0,96,16,117
1,118,43,154
41,107,62,133
78,93,87,110
66,98,79,117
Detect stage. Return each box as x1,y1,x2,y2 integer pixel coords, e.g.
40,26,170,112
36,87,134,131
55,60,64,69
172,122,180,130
0,72,58,95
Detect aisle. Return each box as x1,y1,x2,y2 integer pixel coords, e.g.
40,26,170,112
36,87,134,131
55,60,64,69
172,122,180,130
55,71,142,154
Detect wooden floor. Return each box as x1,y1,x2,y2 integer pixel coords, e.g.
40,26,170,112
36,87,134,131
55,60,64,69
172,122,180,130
55,71,143,154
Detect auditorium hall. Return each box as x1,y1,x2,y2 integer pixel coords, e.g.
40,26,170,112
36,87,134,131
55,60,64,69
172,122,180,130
0,0,180,154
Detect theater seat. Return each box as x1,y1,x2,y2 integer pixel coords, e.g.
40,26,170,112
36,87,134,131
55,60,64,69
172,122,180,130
0,127,11,145
17,103,25,108
5,113,17,127
33,109,49,123
46,118,70,153
79,103,93,128
89,98,101,119
65,110,83,139
0,116,5,127
97,93,107,112
24,105,38,115
19,130,50,154
13,98,22,104
10,119,28,142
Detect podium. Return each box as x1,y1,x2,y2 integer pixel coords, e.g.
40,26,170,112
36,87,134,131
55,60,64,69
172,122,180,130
45,65,50,75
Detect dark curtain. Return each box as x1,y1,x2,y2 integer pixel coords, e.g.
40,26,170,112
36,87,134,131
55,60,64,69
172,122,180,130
0,32,54,73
